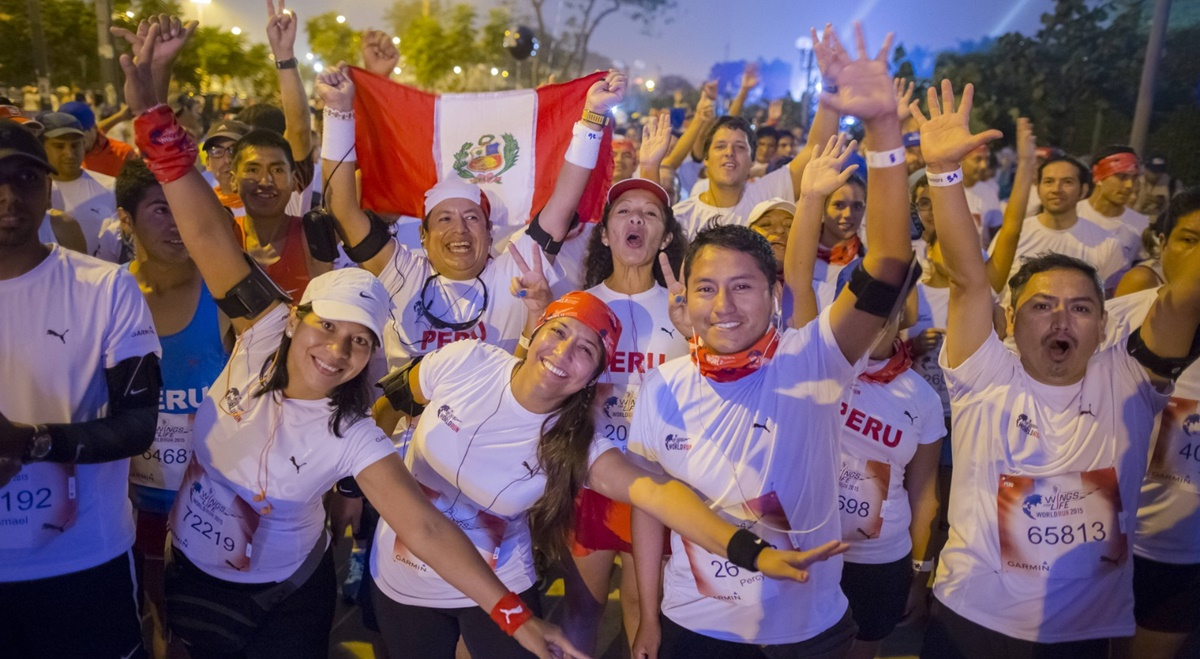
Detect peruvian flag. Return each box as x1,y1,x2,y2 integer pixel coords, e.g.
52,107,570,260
349,68,614,228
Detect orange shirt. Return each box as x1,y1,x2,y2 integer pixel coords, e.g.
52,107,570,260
83,133,138,178
232,215,312,300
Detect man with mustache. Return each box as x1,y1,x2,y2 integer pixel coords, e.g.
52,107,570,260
913,80,1200,659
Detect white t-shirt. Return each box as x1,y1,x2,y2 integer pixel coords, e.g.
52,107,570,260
627,309,865,645
676,158,703,199
838,368,944,564
994,216,1129,296
1076,200,1146,264
371,340,617,607
965,180,1004,247
1100,286,1200,564
376,232,564,364
172,305,395,583
588,283,690,451
0,247,161,581
933,331,1168,642
50,171,118,260
812,259,853,311
904,283,951,416
671,166,794,239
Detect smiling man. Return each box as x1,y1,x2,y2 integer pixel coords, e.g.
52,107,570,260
38,111,119,259
228,129,330,300
913,80,1200,658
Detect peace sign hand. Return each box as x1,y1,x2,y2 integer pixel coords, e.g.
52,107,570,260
908,79,1003,169
659,252,692,338
265,0,298,60
801,133,860,199
817,23,896,122
509,243,554,316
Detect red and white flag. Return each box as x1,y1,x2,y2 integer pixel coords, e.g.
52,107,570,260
349,68,614,228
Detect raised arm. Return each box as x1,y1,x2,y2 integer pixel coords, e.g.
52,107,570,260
786,134,859,327
786,25,848,194
315,66,395,276
821,24,915,362
265,0,313,162
637,114,672,186
588,451,848,583
361,29,400,79
910,80,1004,367
661,82,716,170
1137,211,1200,385
535,71,627,250
984,117,1035,292
121,21,277,335
728,63,758,118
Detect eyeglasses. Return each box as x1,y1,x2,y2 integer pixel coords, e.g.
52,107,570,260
206,145,232,159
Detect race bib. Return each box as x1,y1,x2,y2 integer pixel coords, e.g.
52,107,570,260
997,467,1126,579
168,462,261,571
595,384,636,452
681,491,791,603
129,412,193,491
1147,397,1200,494
838,456,890,542
393,483,509,571
0,463,78,549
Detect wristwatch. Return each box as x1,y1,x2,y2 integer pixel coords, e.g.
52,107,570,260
22,426,51,463
581,108,611,127
275,57,298,70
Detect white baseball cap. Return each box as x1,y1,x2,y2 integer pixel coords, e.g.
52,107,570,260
747,198,797,226
299,269,393,344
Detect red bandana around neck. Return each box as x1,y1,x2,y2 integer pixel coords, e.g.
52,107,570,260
859,339,913,385
689,327,781,383
816,235,862,266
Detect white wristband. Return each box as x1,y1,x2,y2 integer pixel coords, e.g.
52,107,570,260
322,110,357,162
518,334,531,350
865,147,906,169
563,122,603,169
926,167,964,187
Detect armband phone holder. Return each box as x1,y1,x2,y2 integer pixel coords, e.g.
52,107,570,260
214,254,292,319
302,208,340,263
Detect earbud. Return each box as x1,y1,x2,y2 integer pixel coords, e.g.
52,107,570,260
285,329,293,338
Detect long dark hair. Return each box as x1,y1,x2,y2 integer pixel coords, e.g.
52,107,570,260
583,197,688,289
256,304,377,437
525,325,608,565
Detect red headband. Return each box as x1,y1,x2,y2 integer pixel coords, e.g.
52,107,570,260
1092,152,1139,181
536,291,622,368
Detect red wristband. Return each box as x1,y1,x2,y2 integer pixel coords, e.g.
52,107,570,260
489,591,533,636
134,105,199,184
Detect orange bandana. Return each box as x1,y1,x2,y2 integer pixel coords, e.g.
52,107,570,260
817,235,862,266
689,327,780,383
859,339,913,385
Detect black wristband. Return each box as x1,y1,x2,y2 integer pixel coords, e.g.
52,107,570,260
335,477,363,498
343,210,392,263
525,211,578,256
1127,325,1200,380
726,528,774,573
275,57,298,70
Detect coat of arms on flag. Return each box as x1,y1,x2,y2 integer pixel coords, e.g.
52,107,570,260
349,68,614,232
453,133,519,184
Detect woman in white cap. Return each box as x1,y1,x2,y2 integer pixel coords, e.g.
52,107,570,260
121,25,586,659
368,288,849,659
315,65,624,364
558,137,691,653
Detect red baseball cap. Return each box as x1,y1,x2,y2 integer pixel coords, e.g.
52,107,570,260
607,177,670,210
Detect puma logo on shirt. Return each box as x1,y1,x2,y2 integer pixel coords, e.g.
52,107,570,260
46,328,69,344
1080,405,1096,417
660,327,675,338
903,410,918,425
290,456,307,473
753,421,771,433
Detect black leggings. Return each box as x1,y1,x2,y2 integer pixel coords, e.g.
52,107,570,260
370,581,543,659
173,548,337,659
921,599,1110,659
659,606,857,659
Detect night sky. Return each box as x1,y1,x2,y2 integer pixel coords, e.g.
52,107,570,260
186,0,1051,84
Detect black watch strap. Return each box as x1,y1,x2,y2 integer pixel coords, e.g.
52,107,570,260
275,57,298,70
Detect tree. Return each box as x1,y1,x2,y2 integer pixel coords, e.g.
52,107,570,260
306,12,361,71
0,0,100,90
527,0,674,79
